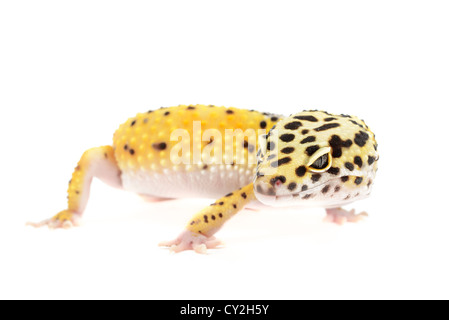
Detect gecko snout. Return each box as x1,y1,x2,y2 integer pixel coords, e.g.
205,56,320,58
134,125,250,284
254,175,286,197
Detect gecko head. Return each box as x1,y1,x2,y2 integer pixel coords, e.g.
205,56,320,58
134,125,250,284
253,111,379,208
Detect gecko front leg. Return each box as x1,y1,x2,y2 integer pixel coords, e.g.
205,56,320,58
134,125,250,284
27,146,122,228
159,183,255,253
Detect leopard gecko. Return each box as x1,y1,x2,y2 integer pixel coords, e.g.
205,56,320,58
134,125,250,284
29,104,379,253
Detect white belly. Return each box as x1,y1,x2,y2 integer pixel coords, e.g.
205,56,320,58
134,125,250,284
121,165,256,199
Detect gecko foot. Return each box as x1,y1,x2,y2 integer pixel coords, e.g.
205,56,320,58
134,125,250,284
324,207,368,225
26,209,81,229
159,230,222,254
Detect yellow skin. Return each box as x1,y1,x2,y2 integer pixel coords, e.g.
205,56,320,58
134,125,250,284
29,104,378,253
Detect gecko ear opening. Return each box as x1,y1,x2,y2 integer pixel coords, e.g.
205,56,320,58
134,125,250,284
306,147,332,172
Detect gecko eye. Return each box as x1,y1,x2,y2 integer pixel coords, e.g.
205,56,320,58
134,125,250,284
307,147,332,172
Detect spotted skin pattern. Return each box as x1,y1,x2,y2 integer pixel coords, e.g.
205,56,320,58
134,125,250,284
254,110,378,209
29,105,378,253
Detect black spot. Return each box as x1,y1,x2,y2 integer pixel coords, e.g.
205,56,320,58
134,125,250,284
219,201,224,205
243,140,249,148
368,156,376,165
311,173,321,182
203,165,208,170
260,121,267,129
241,192,247,199
124,144,128,151
288,182,297,191
301,129,309,135
341,176,349,182
203,215,209,223
324,117,337,122
271,157,291,167
340,114,351,118
219,213,223,218
327,167,340,175
152,142,167,150
345,162,354,171
190,221,195,225
321,185,330,194
314,123,340,132
187,106,196,110
354,177,363,185
367,179,372,187
334,186,341,192
147,110,153,113
233,204,237,209
75,190,80,194
226,109,234,114
354,131,369,147
129,149,135,155
225,192,233,197
350,120,364,129
211,215,216,220
328,135,353,158
104,153,108,158
284,121,302,130
130,120,136,126
302,194,312,199
256,171,265,178
164,111,170,116
300,136,316,144
354,156,363,168
344,195,351,200
270,176,286,186
294,115,318,122
281,147,295,154
296,166,306,177
280,134,295,142
301,185,308,191
305,145,319,156
267,141,276,151
271,116,279,122
205,137,214,145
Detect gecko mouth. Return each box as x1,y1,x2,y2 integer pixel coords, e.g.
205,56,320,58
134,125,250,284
254,177,356,207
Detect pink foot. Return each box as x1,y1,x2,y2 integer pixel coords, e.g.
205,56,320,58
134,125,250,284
324,207,368,225
159,230,222,254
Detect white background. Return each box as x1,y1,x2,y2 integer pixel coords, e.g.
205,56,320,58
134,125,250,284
1,1,448,300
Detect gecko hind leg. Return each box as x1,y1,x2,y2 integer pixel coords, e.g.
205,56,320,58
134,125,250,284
324,207,368,225
27,146,122,229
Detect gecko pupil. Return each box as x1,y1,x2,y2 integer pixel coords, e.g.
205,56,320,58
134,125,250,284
310,154,329,170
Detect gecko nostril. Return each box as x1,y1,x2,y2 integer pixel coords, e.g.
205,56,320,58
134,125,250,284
270,176,286,187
